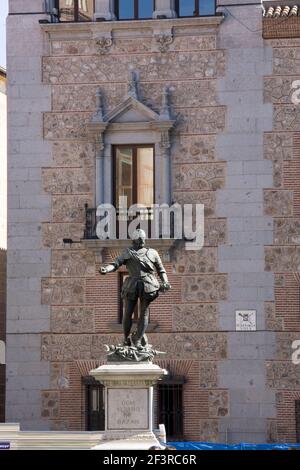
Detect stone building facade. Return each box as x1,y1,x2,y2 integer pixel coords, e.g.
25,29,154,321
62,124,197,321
5,0,300,442
0,67,7,422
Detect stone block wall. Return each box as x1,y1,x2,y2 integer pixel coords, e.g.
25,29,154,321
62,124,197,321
37,16,229,440
0,249,6,421
263,28,300,442
7,0,300,443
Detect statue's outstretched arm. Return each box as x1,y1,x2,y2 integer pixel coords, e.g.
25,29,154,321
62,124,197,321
99,249,127,275
100,264,117,275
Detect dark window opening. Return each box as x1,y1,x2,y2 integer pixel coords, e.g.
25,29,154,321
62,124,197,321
175,0,216,17
158,377,185,440
119,272,140,324
83,378,105,431
116,0,155,20
57,0,94,22
296,400,300,443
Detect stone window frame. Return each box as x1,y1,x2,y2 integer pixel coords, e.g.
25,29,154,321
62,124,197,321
86,84,175,211
83,81,177,261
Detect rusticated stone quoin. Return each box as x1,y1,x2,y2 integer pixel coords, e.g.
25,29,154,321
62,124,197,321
182,275,227,302
44,112,92,140
51,250,95,277
265,246,300,272
273,47,300,75
266,362,300,389
265,302,284,331
274,105,300,131
173,163,226,191
264,133,293,161
172,247,218,274
173,191,216,217
275,332,300,360
51,306,95,333
172,303,219,332
176,107,226,134
43,51,225,84
43,167,93,195
173,135,216,164
208,390,229,418
52,141,95,167
205,219,227,246
42,223,84,249
41,334,122,362
42,278,85,305
151,333,227,361
52,81,218,114
41,391,60,419
274,218,300,245
52,83,127,113
199,362,218,389
264,190,293,217
41,333,227,361
50,363,70,389
264,76,298,104
199,419,219,442
52,195,93,223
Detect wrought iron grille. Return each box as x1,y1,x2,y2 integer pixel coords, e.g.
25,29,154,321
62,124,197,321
158,380,184,440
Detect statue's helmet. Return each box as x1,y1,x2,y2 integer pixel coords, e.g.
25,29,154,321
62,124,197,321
131,229,146,241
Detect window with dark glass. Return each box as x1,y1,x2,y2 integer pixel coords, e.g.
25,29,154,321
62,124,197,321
296,400,300,442
158,377,185,440
175,0,216,17
57,0,94,22
119,272,140,324
116,0,154,20
84,378,105,431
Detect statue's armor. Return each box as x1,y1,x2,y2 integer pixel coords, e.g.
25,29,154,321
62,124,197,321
113,247,166,298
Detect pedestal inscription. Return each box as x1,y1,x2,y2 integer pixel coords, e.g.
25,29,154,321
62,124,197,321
107,388,149,431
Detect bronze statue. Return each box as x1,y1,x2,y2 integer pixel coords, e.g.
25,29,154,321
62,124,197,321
100,229,171,353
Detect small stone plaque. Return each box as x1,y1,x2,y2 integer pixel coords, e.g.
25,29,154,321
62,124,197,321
107,388,149,431
236,310,257,331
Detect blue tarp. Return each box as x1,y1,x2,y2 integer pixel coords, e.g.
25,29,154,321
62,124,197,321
168,442,300,450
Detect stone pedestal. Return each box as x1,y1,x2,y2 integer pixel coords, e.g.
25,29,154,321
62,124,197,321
89,362,168,450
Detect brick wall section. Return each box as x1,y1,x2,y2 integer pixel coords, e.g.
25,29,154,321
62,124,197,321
263,18,300,39
264,33,300,442
0,249,6,422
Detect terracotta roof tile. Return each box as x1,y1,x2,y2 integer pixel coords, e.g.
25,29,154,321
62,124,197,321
264,5,299,17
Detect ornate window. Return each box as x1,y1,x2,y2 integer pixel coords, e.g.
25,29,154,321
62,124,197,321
57,0,94,22
175,0,216,17
158,377,185,440
115,0,155,20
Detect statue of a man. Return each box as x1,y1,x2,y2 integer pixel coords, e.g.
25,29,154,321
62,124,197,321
100,229,171,349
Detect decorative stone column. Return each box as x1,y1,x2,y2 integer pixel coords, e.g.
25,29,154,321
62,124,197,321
89,363,168,449
153,0,177,18
94,0,116,21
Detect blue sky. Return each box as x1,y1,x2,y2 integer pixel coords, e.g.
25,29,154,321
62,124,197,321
0,1,8,69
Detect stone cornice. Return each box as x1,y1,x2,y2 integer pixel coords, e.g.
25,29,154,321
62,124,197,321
40,16,224,41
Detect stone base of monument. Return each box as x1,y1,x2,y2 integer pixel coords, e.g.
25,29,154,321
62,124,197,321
89,362,168,450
